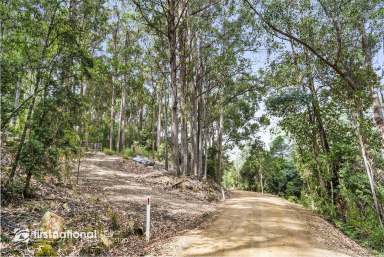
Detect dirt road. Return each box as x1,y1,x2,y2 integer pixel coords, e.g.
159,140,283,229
163,191,370,257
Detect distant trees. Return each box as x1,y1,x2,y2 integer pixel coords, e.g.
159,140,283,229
131,0,261,182
230,137,302,199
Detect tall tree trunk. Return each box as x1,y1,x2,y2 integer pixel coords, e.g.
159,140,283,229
116,86,126,152
164,82,169,171
138,107,144,131
192,78,198,176
168,0,180,175
109,83,115,151
156,85,162,150
216,110,223,184
197,60,204,177
179,5,188,176
116,100,121,152
197,110,203,176
117,30,129,152
352,108,384,227
203,134,208,179
109,16,120,151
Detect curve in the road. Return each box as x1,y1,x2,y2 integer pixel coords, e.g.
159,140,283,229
165,191,368,257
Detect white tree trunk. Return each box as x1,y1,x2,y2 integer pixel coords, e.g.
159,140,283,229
352,111,383,227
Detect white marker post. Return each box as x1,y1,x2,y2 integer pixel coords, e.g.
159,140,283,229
146,196,151,242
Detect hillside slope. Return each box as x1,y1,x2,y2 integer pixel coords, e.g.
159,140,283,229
1,153,222,256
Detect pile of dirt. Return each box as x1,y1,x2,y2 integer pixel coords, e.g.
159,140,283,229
1,152,223,256
133,171,227,202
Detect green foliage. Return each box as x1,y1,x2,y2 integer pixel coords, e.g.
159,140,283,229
34,242,57,257
338,166,384,250
103,148,115,156
223,166,239,189
131,143,152,158
155,142,168,161
122,148,135,159
229,136,303,199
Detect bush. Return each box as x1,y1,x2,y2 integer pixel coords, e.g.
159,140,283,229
102,148,115,155
122,148,135,159
131,143,151,158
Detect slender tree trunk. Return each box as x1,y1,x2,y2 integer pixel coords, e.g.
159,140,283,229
179,0,188,176
168,0,180,175
117,86,126,152
109,83,115,151
152,92,156,159
109,19,119,151
156,86,162,150
116,100,121,152
204,136,208,179
12,79,21,125
164,83,169,171
7,72,42,186
352,110,384,227
192,80,198,176
216,110,223,184
197,65,204,177
198,115,203,176
138,107,144,132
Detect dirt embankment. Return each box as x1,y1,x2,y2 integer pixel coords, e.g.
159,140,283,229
1,152,223,256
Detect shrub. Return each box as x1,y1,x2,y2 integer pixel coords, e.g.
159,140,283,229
122,148,135,159
102,148,115,155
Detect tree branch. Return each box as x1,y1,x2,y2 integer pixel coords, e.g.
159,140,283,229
244,0,357,90
132,0,167,37
190,0,221,16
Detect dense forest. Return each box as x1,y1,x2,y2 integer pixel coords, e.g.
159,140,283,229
1,0,384,255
